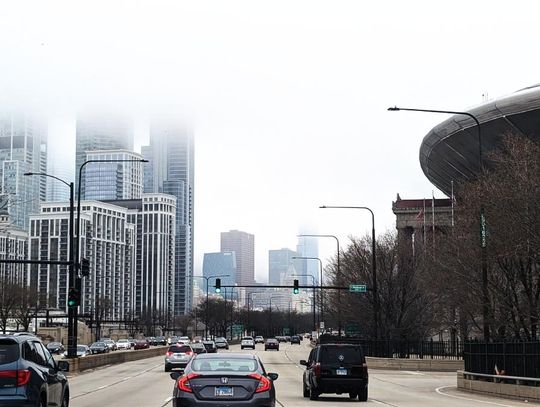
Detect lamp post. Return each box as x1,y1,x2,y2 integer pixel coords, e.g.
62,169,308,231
292,256,324,330
24,172,76,357
388,106,489,341
76,158,147,341
288,271,316,333
320,205,379,340
193,274,230,339
299,234,341,337
247,292,257,336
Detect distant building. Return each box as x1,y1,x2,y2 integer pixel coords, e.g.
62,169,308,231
75,115,133,198
221,230,255,286
202,251,237,297
296,233,320,286
46,162,73,202
142,124,194,316
268,248,298,285
84,150,143,200
0,209,27,285
0,113,47,229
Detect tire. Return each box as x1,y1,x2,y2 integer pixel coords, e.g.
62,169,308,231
309,388,319,401
303,383,310,398
358,387,368,402
61,391,70,407
349,392,358,400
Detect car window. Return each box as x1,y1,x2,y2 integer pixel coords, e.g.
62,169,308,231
37,342,56,369
308,349,315,363
168,345,191,353
0,339,19,364
23,341,46,366
320,346,364,363
191,358,258,372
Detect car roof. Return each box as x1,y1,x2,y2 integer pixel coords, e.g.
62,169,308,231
195,352,257,360
0,334,37,343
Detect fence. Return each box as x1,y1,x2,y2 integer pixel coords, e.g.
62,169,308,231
464,341,540,378
341,339,463,359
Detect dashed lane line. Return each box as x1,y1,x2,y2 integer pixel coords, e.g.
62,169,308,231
435,385,523,407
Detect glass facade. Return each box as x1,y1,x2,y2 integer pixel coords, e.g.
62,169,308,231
202,251,237,297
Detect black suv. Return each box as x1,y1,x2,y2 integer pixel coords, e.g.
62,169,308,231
300,340,368,401
0,334,70,406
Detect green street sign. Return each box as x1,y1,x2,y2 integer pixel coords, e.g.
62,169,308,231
349,284,367,293
345,323,359,335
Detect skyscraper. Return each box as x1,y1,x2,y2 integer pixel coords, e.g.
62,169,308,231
75,115,133,198
0,113,47,229
142,123,194,316
203,252,237,296
221,230,255,286
296,234,320,286
268,248,299,285
84,150,143,200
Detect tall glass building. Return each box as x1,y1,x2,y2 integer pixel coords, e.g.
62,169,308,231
0,113,47,229
142,124,194,316
75,115,133,198
202,251,237,297
84,150,143,200
268,248,298,285
221,230,255,286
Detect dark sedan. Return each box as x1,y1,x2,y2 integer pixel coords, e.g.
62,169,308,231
169,353,278,407
264,338,279,351
46,341,65,354
290,335,301,345
191,342,207,355
89,342,109,354
202,340,217,353
134,339,150,350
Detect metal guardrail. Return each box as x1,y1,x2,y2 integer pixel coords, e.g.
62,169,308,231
461,370,540,385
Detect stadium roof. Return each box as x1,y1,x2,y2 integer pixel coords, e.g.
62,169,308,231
419,85,540,196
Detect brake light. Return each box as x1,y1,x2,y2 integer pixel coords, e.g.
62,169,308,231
166,351,173,357
0,370,31,386
249,373,271,393
313,362,321,378
177,373,200,393
362,362,369,377
185,351,193,356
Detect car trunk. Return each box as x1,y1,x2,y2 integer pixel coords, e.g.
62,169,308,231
190,375,260,401
0,340,19,396
320,346,366,378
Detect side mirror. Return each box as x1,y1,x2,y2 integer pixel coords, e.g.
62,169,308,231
57,361,70,372
170,372,181,380
268,373,278,381
299,360,308,366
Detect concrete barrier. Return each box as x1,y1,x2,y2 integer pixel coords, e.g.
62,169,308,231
366,357,463,372
457,371,540,402
64,346,168,374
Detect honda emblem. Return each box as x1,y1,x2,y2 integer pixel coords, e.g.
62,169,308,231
221,377,229,384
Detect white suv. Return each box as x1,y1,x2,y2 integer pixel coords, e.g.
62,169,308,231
240,336,255,350
116,339,131,350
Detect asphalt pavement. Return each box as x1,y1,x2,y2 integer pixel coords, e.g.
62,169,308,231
67,340,534,407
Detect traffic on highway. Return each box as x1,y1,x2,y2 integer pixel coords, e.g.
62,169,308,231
33,334,528,407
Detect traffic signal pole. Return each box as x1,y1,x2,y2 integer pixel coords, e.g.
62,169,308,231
67,182,77,358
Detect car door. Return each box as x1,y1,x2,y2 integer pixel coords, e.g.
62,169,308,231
34,341,64,405
304,348,316,388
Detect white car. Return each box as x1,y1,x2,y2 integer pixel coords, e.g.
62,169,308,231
177,336,191,344
255,336,264,344
116,338,131,350
240,336,255,350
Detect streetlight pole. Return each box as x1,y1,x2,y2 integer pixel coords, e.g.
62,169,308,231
76,158,147,341
287,270,316,333
292,256,324,330
388,106,489,341
24,172,76,357
299,234,341,337
193,274,230,339
320,205,379,340
247,292,256,336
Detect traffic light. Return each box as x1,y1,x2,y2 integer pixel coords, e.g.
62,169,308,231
215,278,221,293
81,258,90,277
68,287,80,307
293,279,299,294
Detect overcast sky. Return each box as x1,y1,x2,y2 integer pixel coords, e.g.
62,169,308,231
1,1,539,281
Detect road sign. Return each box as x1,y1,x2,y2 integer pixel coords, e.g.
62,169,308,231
232,324,243,335
345,323,359,335
349,284,367,293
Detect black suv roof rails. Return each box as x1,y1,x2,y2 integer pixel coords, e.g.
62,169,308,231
318,336,364,345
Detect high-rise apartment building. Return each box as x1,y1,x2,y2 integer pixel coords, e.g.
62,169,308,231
221,230,255,286
296,234,320,286
75,115,133,198
0,209,27,285
0,114,47,229
84,150,143,200
268,248,298,285
141,124,194,316
202,252,237,296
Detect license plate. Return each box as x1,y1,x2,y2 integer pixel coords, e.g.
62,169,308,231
215,386,234,396
336,369,347,376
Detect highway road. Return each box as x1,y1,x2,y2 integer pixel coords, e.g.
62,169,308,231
67,341,532,406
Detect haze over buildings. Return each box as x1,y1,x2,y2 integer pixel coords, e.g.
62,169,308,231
221,230,255,286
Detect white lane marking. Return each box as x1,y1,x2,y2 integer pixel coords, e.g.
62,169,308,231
435,385,520,406
403,370,425,375
160,396,173,406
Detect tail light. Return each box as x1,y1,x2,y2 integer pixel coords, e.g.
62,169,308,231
249,373,271,393
185,351,193,356
0,370,31,386
177,373,200,393
313,362,321,378
165,351,173,357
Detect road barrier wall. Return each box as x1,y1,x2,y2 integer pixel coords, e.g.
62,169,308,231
366,357,463,372
457,371,540,402
64,346,168,373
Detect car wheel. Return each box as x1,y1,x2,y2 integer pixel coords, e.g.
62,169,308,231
303,383,310,398
358,387,368,402
349,392,358,400
309,388,319,401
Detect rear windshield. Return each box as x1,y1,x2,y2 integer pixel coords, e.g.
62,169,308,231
0,340,19,365
191,358,257,372
320,346,364,363
169,345,191,353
